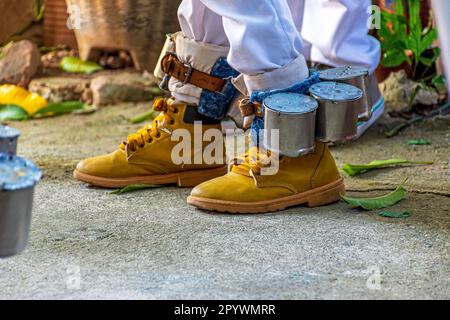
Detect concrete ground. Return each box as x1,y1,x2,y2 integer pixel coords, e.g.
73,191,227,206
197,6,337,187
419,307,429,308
1,102,449,299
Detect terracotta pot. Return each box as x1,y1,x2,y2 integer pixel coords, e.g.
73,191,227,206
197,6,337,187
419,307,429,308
66,0,181,72
44,0,78,48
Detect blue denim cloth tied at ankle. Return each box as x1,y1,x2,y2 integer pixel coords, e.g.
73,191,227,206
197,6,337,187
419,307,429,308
197,57,240,120
249,70,320,145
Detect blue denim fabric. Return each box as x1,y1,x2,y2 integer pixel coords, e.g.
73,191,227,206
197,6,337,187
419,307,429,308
197,57,239,120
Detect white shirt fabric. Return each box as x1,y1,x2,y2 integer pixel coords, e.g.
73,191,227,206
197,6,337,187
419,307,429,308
178,0,381,77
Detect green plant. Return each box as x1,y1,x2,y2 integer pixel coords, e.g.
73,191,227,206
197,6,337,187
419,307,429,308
380,0,440,79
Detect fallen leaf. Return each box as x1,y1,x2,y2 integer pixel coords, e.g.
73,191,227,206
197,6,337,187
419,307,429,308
129,110,157,124
109,184,161,195
378,211,411,218
341,178,408,210
33,101,86,118
60,56,103,74
0,105,29,121
342,159,433,176
407,139,431,145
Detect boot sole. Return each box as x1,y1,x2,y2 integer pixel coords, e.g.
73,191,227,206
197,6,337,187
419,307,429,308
187,178,345,214
73,166,228,189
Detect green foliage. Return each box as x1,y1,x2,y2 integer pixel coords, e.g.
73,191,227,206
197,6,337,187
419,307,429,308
407,139,431,145
110,184,161,195
34,101,86,118
129,110,158,124
380,0,440,79
0,102,91,121
341,178,408,210
0,105,29,121
378,211,411,218
342,159,433,176
60,57,103,74
34,0,45,22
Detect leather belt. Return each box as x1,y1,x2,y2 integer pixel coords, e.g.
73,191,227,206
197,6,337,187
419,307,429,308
161,53,227,92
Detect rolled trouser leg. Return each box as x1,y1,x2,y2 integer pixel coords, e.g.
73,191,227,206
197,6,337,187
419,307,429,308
301,0,381,75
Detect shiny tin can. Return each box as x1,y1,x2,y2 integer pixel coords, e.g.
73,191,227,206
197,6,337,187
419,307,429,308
264,93,318,157
310,82,363,143
0,154,42,258
0,126,20,155
319,66,371,121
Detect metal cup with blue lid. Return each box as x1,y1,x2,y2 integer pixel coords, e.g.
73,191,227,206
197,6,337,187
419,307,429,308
263,92,318,157
319,66,371,121
309,81,363,143
0,153,42,257
0,125,20,155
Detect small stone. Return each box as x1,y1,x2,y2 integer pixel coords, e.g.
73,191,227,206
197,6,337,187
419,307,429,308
380,70,439,112
90,71,159,106
41,49,77,69
0,40,41,87
82,88,94,105
29,76,91,103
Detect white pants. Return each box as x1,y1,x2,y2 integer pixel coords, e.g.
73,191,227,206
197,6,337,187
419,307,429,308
178,0,380,89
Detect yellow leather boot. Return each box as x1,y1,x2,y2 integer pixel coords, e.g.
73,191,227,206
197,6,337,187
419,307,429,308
74,98,227,188
188,142,345,213
75,32,240,188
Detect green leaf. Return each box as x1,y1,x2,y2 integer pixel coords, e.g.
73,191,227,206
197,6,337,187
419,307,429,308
33,101,85,117
109,184,161,195
423,47,440,67
431,75,447,94
408,0,422,38
382,50,408,68
395,0,405,16
60,57,103,74
0,104,29,121
420,29,438,53
341,178,408,211
129,110,158,124
407,139,431,146
34,0,45,22
342,159,433,176
378,211,411,218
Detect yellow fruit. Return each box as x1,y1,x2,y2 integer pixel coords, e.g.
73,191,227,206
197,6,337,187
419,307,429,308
0,85,48,115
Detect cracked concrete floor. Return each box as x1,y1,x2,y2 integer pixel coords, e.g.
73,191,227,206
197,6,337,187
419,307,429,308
1,102,449,299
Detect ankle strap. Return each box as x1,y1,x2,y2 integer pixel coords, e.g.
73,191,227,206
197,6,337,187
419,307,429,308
161,53,227,92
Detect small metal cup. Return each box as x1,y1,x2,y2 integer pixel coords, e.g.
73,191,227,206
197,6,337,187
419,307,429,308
263,93,318,157
0,126,20,155
0,187,35,257
0,154,41,258
310,82,363,143
319,66,371,121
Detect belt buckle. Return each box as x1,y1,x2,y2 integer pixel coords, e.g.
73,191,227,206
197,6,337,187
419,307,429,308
183,62,194,85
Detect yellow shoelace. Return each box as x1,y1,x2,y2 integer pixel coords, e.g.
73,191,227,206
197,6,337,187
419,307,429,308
120,98,178,152
231,147,283,176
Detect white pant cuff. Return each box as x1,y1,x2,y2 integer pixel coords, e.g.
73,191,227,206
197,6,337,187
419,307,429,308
243,55,309,93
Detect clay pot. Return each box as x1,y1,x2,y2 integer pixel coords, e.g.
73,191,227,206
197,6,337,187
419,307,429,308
66,0,181,72
44,0,78,48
